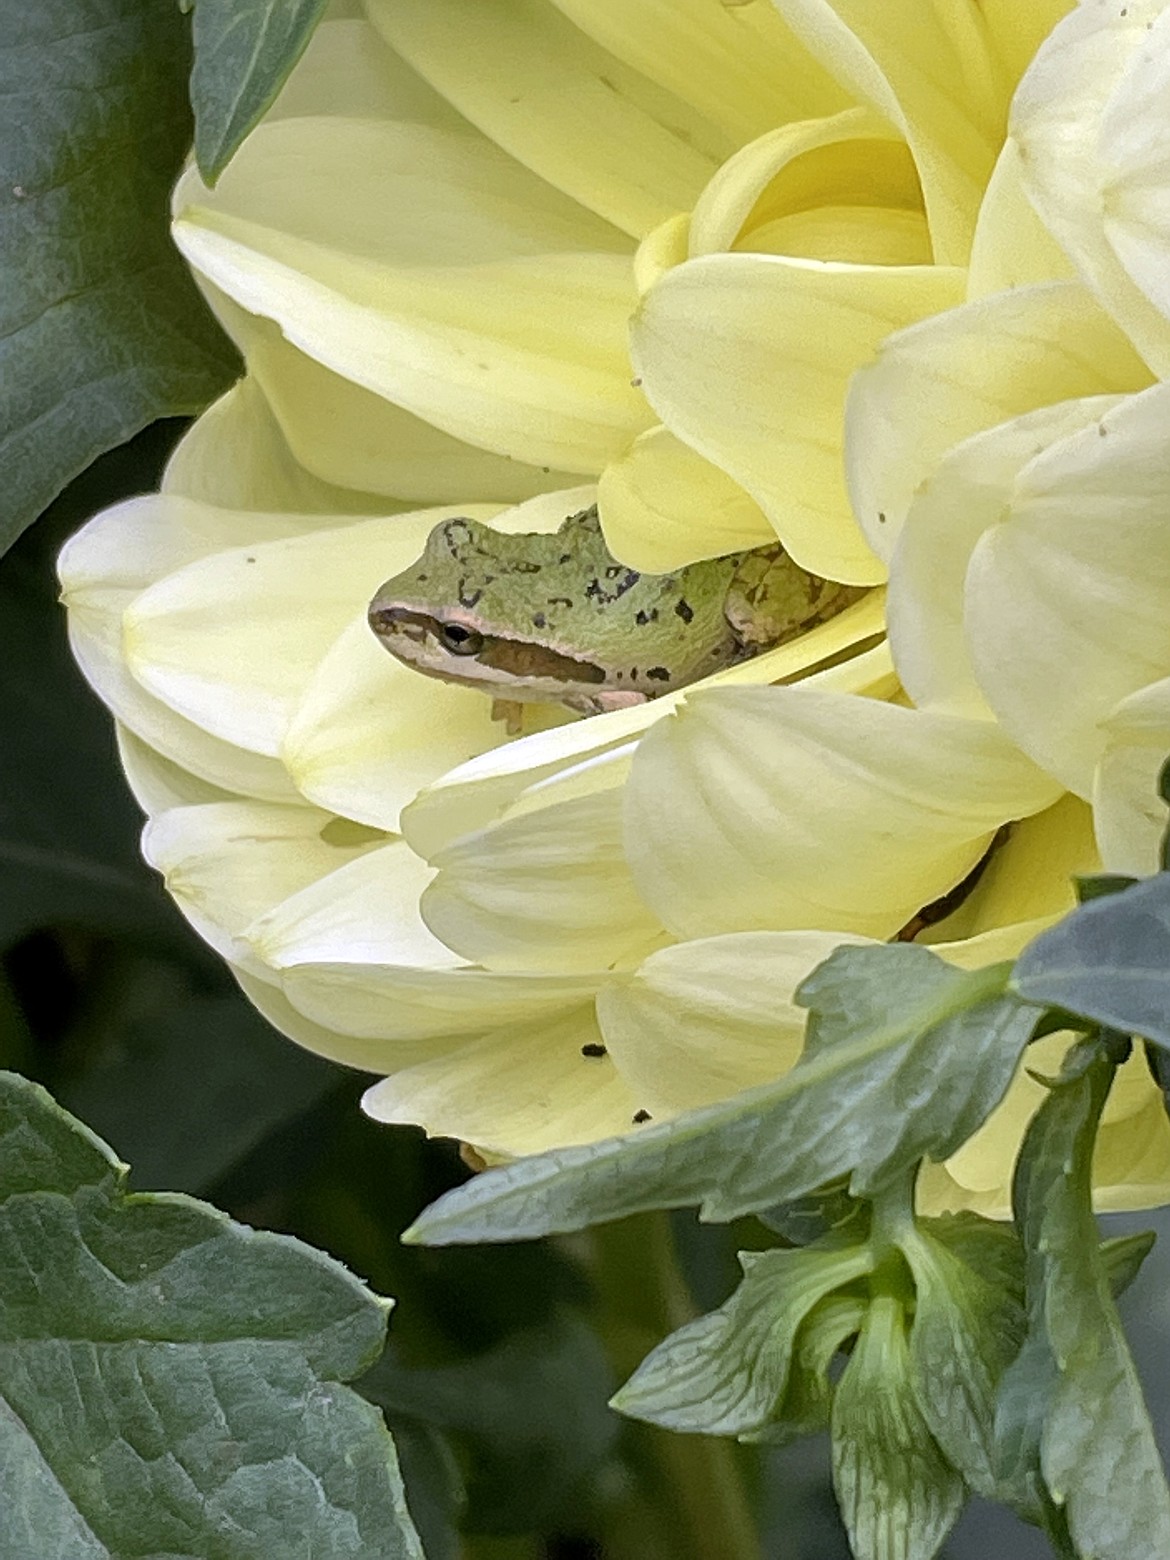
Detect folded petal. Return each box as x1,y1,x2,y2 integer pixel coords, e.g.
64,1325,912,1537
689,108,927,261
115,725,239,815
845,282,1149,564
595,930,871,1115
965,382,1170,796
597,425,776,571
1011,0,1170,376
631,252,963,582
774,0,1011,262
887,396,1126,718
122,507,492,757
400,594,891,858
966,139,1076,298
174,116,649,474
623,686,1062,941
362,1003,641,1155
362,0,728,238
1093,677,1170,876
142,801,386,975
421,788,667,973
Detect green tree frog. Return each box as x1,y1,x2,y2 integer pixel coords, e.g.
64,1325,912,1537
368,506,864,725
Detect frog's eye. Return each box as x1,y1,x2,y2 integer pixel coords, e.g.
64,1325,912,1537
437,623,485,656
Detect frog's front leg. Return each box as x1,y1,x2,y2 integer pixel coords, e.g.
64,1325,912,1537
562,689,652,717
491,698,527,735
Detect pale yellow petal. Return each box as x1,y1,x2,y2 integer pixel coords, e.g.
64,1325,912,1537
222,302,581,504
689,109,929,265
400,595,891,859
966,139,1076,299
235,966,440,1074
162,377,393,515
597,425,776,571
122,507,484,758
142,801,383,975
965,383,1170,796
623,686,1062,941
1011,0,1170,376
632,252,964,582
115,726,239,815
546,0,849,147
774,0,1008,262
421,789,667,973
1093,677,1170,876
887,396,1126,719
595,930,871,1116
977,0,1075,87
845,282,1150,564
362,0,727,238
268,16,466,126
362,1004,641,1156
920,795,1097,945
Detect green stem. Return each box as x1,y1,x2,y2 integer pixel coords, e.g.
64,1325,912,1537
581,1212,762,1560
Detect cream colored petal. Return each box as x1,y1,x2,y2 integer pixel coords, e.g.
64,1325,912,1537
122,507,485,758
222,302,581,504
965,382,1170,797
162,377,393,515
283,617,510,833
362,1003,641,1156
1093,677,1170,876
595,930,872,1116
631,253,964,582
920,795,1097,946
547,0,850,148
976,0,1076,88
1098,8,1170,329
966,139,1076,299
887,396,1126,719
1011,0,1170,376
142,801,384,975
176,222,648,476
115,726,240,815
399,594,891,859
845,282,1149,564
361,0,727,239
689,109,925,261
1090,1084,1170,1214
623,686,1062,941
268,16,466,126
597,425,776,571
774,0,1008,263
421,788,667,974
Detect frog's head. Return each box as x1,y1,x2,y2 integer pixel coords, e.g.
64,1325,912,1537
368,511,621,706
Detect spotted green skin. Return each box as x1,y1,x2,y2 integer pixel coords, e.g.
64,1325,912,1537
368,506,862,716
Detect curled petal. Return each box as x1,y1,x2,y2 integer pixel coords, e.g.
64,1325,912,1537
965,382,1170,796
632,252,962,582
1093,677,1170,876
623,686,1061,941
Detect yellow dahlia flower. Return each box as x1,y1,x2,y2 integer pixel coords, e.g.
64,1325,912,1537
58,0,1170,1213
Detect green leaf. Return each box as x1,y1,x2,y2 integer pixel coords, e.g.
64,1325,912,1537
408,947,1036,1245
0,1070,424,1559
1012,1044,1170,1558
831,1294,965,1560
900,1223,1025,1497
362,1314,618,1535
749,1289,867,1447
1012,872,1170,1048
0,1,236,552
190,0,331,182
612,1240,873,1437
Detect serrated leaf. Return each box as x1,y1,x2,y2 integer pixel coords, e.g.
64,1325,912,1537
900,1225,1025,1497
190,0,330,181
1013,1045,1170,1558
1012,872,1170,1047
0,1070,423,1560
0,1,237,552
612,1240,873,1437
408,947,1036,1245
831,1294,965,1560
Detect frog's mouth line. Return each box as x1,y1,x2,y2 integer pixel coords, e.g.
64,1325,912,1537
369,605,607,687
